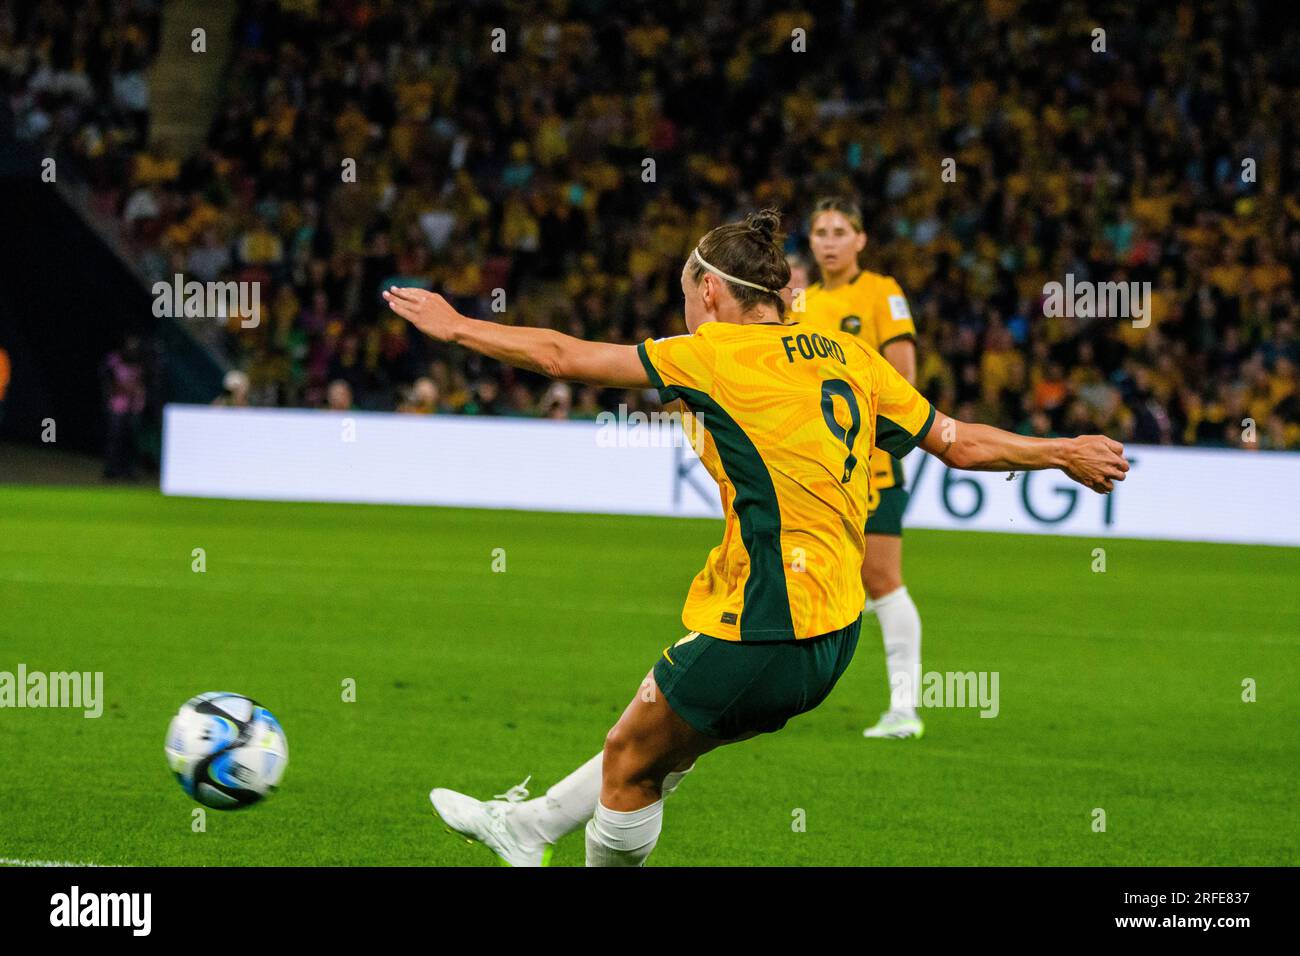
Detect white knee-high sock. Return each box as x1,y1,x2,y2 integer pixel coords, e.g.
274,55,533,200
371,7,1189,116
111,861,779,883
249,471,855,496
585,799,663,867
511,755,694,846
510,752,602,846
871,585,921,717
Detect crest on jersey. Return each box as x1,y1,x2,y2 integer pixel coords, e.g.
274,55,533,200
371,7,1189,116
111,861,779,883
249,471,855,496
839,314,862,335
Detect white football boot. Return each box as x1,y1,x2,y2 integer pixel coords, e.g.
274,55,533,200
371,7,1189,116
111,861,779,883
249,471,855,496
863,710,925,739
429,776,555,867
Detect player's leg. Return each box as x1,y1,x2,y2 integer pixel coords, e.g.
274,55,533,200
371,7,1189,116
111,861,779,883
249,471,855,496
429,679,698,866
432,621,860,866
864,533,919,716
587,621,860,866
500,745,695,849
429,741,698,867
583,669,724,867
862,485,925,740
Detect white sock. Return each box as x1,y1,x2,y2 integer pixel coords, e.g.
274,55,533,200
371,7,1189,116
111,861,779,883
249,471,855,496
872,585,921,718
510,752,602,846
585,799,663,867
662,761,694,796
511,755,694,846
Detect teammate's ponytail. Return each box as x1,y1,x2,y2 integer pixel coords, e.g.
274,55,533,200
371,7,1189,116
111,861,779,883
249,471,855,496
689,209,791,316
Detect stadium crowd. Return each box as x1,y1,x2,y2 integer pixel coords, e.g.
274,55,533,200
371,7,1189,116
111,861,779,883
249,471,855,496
2,0,160,190
5,0,1298,449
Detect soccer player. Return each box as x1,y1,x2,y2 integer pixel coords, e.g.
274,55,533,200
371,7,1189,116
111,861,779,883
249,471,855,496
802,197,926,739
385,211,1127,867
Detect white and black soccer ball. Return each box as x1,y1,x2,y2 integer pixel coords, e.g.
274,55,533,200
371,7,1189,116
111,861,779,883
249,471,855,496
165,692,288,809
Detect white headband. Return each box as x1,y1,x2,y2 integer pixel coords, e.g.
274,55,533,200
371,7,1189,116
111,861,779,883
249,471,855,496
692,247,781,296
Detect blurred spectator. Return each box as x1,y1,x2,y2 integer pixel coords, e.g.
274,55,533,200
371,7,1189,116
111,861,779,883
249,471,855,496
325,379,353,412
212,370,251,407
540,382,573,420
101,336,147,479
397,376,439,414
0,343,10,429
463,380,503,417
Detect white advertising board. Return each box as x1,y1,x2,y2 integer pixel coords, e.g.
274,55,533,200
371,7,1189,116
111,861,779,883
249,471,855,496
162,405,1300,546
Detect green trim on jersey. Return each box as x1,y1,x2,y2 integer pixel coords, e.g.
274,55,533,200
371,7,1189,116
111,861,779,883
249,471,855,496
876,404,936,457
666,385,795,641
636,341,668,396
878,332,917,351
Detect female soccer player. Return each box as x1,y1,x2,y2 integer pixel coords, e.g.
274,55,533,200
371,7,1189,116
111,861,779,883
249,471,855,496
385,211,1127,867
802,197,927,739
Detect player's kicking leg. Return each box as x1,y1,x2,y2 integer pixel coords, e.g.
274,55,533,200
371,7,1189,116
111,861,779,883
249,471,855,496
861,492,925,740
432,620,860,866
582,668,720,866
582,623,858,865
429,750,695,867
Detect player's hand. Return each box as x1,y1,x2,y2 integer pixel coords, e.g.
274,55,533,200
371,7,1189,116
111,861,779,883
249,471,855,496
1061,435,1129,493
383,287,464,341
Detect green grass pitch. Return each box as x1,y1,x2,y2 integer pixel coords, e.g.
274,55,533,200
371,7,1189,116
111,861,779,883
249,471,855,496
1,484,1296,866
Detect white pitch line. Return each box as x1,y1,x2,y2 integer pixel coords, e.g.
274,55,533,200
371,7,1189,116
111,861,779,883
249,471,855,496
0,857,116,868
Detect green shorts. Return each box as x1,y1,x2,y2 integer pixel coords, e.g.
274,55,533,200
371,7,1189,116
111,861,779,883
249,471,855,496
652,618,861,740
865,483,910,537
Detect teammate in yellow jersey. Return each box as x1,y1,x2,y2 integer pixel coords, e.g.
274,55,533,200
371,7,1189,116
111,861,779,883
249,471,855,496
802,196,928,740
386,211,1128,867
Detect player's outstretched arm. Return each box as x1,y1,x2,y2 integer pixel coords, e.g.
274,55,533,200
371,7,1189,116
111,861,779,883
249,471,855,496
384,286,649,388
920,409,1129,494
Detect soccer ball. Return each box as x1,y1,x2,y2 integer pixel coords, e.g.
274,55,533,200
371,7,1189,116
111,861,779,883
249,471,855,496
165,692,288,809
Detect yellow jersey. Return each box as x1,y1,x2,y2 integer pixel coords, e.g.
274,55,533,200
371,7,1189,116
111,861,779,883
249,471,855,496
637,320,934,642
802,269,918,504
